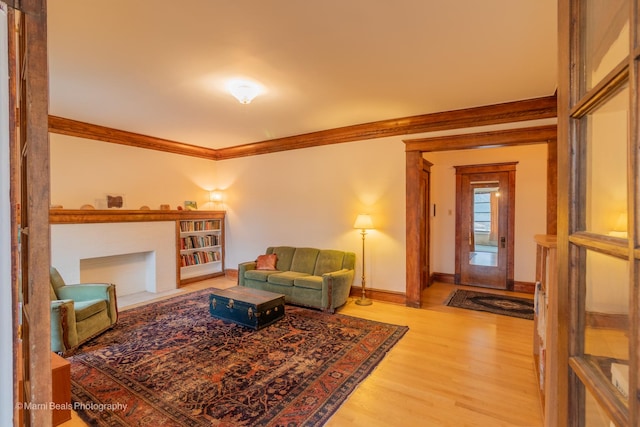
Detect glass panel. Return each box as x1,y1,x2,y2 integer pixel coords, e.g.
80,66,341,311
584,251,630,404
585,386,615,426
469,183,499,267
585,85,629,236
584,0,629,92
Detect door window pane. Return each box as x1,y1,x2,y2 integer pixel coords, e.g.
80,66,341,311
585,385,616,426
583,0,629,92
584,250,629,404
584,85,628,236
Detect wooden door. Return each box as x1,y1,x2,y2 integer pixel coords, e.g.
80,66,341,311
558,0,639,425
420,159,432,290
8,2,52,426
455,163,516,290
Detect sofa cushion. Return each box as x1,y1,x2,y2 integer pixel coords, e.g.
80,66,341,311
245,269,280,282
267,246,296,271
290,248,320,274
256,254,277,270
294,275,323,290
313,250,345,276
74,299,108,322
268,271,310,286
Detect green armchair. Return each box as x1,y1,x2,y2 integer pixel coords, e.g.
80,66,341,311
50,267,118,355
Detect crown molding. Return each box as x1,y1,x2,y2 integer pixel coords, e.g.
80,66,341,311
48,95,557,161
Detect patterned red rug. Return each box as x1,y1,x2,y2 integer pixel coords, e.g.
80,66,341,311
68,289,408,426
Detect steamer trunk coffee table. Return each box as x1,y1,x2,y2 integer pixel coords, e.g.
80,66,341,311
209,286,285,330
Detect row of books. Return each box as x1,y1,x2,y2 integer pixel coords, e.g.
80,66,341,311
180,250,221,267
180,220,222,232
180,234,220,250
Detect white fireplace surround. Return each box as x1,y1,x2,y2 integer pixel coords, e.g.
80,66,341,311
51,222,177,296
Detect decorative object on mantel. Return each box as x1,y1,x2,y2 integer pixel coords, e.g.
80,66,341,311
139,205,150,210
184,200,198,210
177,205,183,210
353,214,374,306
106,194,125,209
159,204,171,210
68,289,408,426
80,204,95,210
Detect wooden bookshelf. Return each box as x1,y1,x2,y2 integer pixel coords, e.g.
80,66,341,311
177,214,225,285
533,234,556,423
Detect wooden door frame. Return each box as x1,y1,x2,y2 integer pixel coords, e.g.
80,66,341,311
8,1,52,425
404,125,557,307
454,162,517,290
420,159,432,290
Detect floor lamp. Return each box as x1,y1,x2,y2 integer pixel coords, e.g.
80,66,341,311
353,214,374,306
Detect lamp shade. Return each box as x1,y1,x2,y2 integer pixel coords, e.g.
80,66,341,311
209,190,223,202
353,214,374,230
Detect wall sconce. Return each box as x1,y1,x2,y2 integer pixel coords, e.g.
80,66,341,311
609,212,628,238
209,190,224,209
353,214,374,306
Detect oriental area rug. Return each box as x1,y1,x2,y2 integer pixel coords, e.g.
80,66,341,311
68,289,408,426
445,289,534,320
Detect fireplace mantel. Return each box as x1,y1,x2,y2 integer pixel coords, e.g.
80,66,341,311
50,209,226,224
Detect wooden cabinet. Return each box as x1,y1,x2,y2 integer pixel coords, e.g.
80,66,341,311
177,212,225,285
18,351,71,426
533,234,557,425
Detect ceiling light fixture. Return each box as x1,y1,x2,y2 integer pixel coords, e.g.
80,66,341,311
227,79,262,104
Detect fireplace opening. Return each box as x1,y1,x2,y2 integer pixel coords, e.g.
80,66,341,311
80,252,155,297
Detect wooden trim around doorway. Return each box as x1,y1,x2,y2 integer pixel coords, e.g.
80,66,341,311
405,122,557,308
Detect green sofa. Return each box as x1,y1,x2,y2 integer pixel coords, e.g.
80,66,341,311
50,267,118,355
238,246,356,313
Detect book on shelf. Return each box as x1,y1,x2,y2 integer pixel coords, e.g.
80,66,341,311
180,250,222,267
180,234,220,250
180,219,222,232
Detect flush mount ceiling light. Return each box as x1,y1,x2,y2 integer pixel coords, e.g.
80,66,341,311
226,79,263,104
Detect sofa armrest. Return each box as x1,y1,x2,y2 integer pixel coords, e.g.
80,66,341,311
56,283,112,302
51,299,78,353
322,269,355,311
238,261,257,286
57,283,118,325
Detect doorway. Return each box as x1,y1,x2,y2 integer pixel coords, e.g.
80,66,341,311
404,123,557,307
454,163,516,290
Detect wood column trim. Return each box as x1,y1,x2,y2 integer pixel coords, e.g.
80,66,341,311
18,1,52,425
405,150,423,308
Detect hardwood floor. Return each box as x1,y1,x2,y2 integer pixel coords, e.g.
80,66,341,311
61,279,543,426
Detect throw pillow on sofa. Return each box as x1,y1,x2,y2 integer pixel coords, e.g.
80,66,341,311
256,254,277,270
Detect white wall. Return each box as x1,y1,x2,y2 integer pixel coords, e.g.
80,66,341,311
49,134,408,292
50,133,220,210
427,144,548,282
49,131,549,294
215,137,407,293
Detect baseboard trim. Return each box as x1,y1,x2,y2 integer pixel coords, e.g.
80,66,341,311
225,269,238,281
430,272,535,294
431,272,455,284
513,281,535,294
349,287,406,305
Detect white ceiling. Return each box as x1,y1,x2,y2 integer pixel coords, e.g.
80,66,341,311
47,0,558,150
